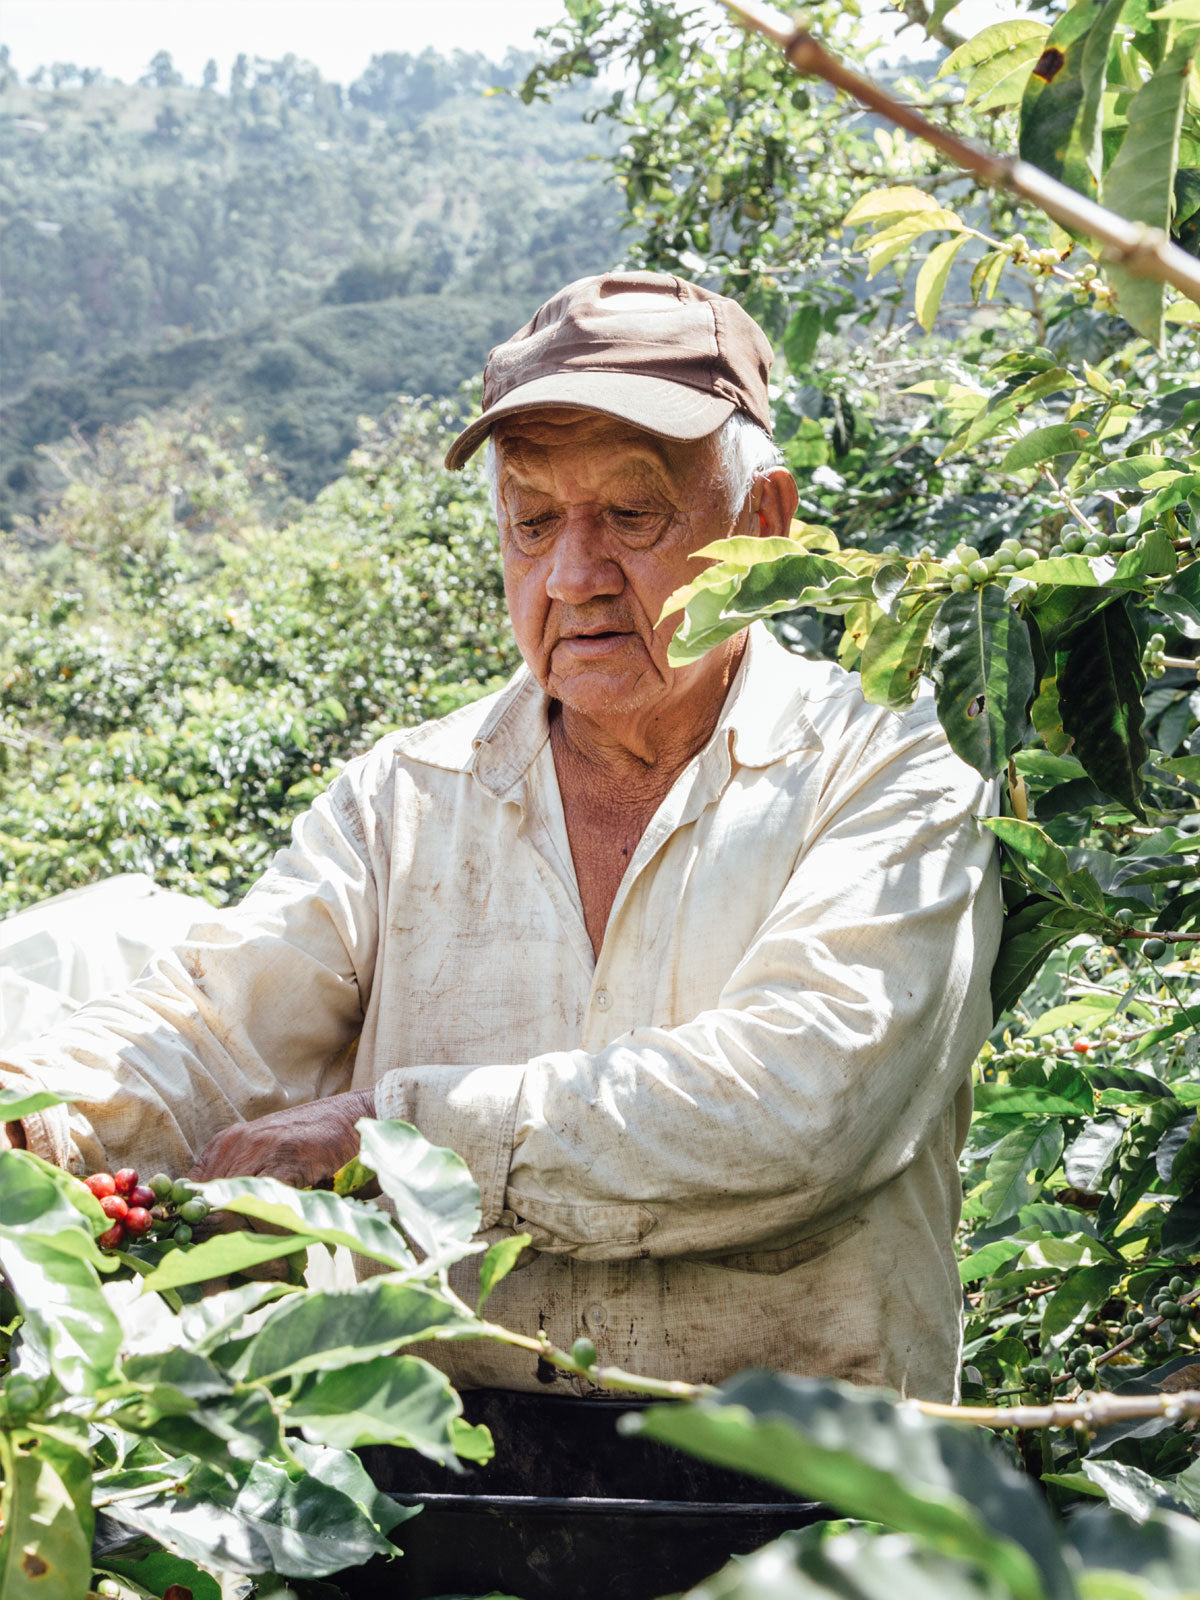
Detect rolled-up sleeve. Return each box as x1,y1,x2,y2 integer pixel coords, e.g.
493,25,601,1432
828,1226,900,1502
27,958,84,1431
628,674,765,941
378,716,1000,1259
0,776,377,1177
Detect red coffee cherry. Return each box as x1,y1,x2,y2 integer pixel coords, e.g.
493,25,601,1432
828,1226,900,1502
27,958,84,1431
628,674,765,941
97,1221,125,1250
84,1173,116,1200
113,1168,139,1196
100,1195,128,1221
1073,1040,1091,1054
129,1185,156,1209
125,1206,153,1236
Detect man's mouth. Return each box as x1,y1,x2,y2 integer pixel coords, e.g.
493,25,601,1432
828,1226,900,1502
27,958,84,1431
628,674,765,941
556,627,635,655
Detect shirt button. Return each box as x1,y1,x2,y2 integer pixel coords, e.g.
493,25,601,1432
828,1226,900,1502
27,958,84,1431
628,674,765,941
594,988,612,1011
585,1303,608,1329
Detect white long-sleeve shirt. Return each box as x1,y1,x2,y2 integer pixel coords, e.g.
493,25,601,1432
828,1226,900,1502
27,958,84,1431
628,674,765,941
2,624,1001,1401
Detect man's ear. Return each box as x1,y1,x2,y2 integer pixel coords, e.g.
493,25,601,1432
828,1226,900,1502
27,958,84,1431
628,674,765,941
753,468,800,540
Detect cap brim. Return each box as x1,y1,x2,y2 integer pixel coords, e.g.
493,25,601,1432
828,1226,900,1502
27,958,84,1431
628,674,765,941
444,371,737,471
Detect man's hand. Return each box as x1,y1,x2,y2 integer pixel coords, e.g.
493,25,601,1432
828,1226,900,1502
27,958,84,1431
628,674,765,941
187,1087,376,1187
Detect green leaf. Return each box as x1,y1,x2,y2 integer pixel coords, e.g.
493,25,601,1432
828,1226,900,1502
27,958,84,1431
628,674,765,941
331,1154,375,1196
0,1233,122,1395
1113,527,1177,581
627,1372,1074,1600
1079,454,1189,493
1003,424,1095,472
237,1277,476,1383
140,1228,317,1292
984,818,1107,910
356,1117,484,1267
930,587,1035,778
0,1418,94,1600
663,571,743,664
942,368,1078,460
103,1551,222,1600
859,597,939,710
842,185,946,225
964,37,1050,111
1057,600,1148,817
973,1084,1092,1115
914,234,970,330
983,1120,1066,1225
939,19,1051,78
0,1087,76,1120
689,1522,1036,1600
783,303,822,370
193,1172,415,1271
104,1550,222,1600
1067,1506,1200,1592
1081,1461,1195,1521
0,1147,108,1261
477,1231,532,1312
1040,1264,1124,1349
1025,995,1119,1036
102,1450,411,1579
959,1234,1034,1283
990,900,1095,1014
1019,0,1128,200
288,1353,464,1461
1102,14,1200,343
451,1417,496,1465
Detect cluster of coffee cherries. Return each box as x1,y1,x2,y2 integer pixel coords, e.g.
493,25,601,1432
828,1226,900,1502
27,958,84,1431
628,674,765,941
941,539,1041,593
1046,527,1139,560
1143,631,1169,678
1020,1361,1054,1399
1122,1278,1197,1347
82,1167,209,1252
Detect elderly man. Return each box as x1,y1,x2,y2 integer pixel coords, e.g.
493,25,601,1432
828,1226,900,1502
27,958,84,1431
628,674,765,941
0,272,1000,1403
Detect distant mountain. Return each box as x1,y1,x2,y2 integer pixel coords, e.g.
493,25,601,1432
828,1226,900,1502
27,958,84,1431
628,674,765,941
0,47,621,524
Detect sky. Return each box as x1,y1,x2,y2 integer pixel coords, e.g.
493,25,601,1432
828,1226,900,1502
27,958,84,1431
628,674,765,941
0,0,1013,87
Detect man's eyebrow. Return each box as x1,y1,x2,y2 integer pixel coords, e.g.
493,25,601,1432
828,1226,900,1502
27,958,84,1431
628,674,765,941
498,456,677,499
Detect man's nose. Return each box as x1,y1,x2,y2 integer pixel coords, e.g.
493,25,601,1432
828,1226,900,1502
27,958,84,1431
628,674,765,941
544,512,623,604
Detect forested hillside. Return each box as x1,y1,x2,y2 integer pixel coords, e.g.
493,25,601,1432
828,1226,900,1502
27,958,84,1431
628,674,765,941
0,46,617,521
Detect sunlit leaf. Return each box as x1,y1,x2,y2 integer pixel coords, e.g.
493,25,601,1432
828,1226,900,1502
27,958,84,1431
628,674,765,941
1102,14,1200,344
356,1117,483,1268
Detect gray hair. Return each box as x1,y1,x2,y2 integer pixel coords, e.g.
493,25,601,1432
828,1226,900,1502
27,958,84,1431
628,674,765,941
482,411,782,519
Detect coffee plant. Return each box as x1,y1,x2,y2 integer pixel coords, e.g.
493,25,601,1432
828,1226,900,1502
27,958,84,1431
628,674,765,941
4,0,1200,1593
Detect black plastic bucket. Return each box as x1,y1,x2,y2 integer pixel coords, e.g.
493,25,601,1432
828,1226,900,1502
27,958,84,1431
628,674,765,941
347,1389,825,1600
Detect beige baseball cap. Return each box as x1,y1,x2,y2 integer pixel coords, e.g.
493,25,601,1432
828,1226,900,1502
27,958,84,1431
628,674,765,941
444,271,774,471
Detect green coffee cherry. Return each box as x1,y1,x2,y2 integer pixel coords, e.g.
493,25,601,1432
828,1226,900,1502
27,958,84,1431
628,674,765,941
951,573,972,594
179,1198,209,1225
1143,937,1168,960
967,560,990,584
571,1336,598,1371
170,1180,195,1205
149,1173,173,1199
4,1374,40,1415
173,1222,193,1245
1016,549,1038,569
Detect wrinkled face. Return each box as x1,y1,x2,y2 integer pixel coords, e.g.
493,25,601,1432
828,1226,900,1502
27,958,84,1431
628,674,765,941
493,410,744,731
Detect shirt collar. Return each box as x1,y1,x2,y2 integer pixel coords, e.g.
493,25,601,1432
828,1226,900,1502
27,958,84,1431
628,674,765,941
400,622,823,800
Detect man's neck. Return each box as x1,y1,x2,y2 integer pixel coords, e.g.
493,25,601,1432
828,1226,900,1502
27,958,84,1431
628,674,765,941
549,633,747,799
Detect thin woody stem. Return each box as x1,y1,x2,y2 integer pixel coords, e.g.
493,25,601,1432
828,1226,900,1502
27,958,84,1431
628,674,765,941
720,0,1200,305
917,1389,1200,1429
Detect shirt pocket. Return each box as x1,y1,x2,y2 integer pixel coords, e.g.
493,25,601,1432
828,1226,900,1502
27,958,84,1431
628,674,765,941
505,1187,657,1259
